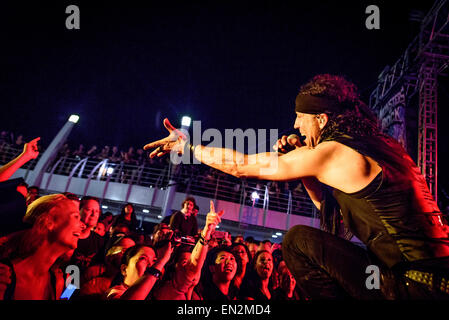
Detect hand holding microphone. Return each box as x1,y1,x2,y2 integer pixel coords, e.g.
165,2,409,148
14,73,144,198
273,134,303,154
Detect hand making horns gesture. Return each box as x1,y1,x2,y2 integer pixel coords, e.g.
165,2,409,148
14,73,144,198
143,118,187,158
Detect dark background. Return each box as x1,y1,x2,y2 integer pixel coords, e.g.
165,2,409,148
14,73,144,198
1,1,448,204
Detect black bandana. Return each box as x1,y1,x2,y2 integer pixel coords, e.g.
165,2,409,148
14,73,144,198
295,94,343,114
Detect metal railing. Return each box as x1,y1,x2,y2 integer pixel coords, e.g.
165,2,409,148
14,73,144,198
0,143,41,177
0,144,316,217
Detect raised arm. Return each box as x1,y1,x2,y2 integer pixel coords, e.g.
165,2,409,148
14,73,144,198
119,242,173,300
0,137,40,182
185,200,224,279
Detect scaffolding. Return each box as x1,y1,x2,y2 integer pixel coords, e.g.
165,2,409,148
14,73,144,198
369,0,449,201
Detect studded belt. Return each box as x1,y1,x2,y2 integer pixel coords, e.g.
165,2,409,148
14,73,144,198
404,269,449,294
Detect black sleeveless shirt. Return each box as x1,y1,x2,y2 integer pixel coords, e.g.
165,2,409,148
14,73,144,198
320,133,449,268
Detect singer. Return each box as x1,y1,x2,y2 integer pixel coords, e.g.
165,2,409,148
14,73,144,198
144,74,449,299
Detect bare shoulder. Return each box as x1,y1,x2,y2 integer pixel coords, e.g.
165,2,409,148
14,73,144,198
316,141,382,193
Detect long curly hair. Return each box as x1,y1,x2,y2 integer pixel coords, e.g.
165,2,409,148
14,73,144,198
298,74,413,176
297,74,380,140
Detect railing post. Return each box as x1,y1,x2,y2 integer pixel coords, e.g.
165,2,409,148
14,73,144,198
262,185,269,227
286,190,292,230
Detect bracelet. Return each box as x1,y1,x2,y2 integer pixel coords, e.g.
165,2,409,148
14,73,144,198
144,266,162,279
199,234,209,246
188,143,197,154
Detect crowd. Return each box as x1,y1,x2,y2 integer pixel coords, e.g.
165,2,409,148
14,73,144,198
0,129,311,215
0,140,301,300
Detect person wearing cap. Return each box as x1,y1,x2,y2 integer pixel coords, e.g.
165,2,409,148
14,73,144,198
145,74,449,299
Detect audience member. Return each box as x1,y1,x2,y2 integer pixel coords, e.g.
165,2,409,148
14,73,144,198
105,242,172,300
79,236,136,299
99,211,114,232
94,222,106,237
152,201,224,300
70,196,105,271
231,242,251,289
197,246,239,300
112,203,138,232
247,242,258,259
259,240,272,253
272,261,300,300
0,194,83,300
169,197,198,238
239,250,274,300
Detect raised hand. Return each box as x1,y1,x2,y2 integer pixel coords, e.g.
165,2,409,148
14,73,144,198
203,200,224,239
21,137,40,161
143,118,187,158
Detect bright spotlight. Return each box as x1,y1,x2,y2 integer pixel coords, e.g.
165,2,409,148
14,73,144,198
271,235,278,238
157,215,163,219
68,115,79,123
101,205,108,209
251,191,260,201
142,209,150,213
276,232,282,236
181,116,191,127
107,167,114,175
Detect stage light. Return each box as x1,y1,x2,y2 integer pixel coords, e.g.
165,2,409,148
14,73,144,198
157,215,163,219
216,225,220,229
68,115,79,123
142,209,150,213
251,191,260,201
102,205,108,209
276,232,282,236
107,167,114,175
181,116,191,127
272,235,278,238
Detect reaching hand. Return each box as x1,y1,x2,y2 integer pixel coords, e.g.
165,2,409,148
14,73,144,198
143,118,187,158
158,239,174,265
21,137,40,161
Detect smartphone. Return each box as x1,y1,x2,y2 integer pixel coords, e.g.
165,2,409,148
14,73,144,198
212,230,227,239
60,284,78,300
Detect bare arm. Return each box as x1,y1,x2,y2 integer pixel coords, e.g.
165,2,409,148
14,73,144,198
192,142,334,182
119,243,173,300
0,138,40,182
185,201,224,279
299,177,323,210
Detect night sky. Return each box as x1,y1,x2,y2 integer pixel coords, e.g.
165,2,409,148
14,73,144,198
1,1,448,202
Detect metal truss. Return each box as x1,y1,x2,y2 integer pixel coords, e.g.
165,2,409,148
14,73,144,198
369,0,449,202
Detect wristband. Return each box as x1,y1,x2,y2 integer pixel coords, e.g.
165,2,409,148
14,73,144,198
199,234,209,246
188,143,197,154
144,267,162,279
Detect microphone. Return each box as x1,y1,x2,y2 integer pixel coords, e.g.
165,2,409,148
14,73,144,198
277,134,303,154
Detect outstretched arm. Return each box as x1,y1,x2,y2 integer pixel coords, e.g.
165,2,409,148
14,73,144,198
143,119,331,182
0,137,40,182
